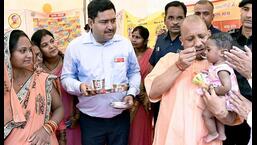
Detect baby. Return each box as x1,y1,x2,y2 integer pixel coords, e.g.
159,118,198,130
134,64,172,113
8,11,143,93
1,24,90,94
203,32,240,143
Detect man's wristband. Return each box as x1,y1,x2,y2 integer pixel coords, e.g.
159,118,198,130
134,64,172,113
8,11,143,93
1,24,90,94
175,61,185,71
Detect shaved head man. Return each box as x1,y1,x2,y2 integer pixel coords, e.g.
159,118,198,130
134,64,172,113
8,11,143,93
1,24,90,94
144,15,242,145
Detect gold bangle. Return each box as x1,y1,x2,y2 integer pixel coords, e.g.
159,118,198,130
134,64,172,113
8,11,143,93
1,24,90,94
48,120,58,132
49,120,58,127
44,124,54,134
43,125,51,135
47,122,57,132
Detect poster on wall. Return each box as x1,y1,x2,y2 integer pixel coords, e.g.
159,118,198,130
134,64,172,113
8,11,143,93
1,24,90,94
121,0,242,48
123,11,166,48
186,0,242,31
4,10,28,33
8,13,22,29
33,12,81,53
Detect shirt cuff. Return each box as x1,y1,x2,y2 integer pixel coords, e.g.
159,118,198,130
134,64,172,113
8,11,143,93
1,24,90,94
65,80,83,96
76,82,83,94
247,111,252,128
247,78,252,88
127,87,137,98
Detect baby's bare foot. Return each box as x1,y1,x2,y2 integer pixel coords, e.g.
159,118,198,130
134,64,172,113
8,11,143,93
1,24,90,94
204,132,219,143
218,133,226,141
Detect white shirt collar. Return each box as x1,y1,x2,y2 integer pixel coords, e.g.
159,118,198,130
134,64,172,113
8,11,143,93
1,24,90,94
82,31,122,46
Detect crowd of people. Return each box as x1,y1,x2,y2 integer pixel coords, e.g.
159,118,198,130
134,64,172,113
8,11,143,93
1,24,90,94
4,0,252,145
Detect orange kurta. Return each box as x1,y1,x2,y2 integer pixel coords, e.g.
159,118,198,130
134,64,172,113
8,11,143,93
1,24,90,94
145,53,222,145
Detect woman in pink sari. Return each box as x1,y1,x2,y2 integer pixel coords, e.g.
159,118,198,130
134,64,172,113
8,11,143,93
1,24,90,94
129,26,153,145
4,30,64,145
31,29,81,145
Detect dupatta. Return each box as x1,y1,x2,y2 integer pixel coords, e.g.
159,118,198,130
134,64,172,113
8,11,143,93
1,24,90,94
4,31,56,144
4,31,26,138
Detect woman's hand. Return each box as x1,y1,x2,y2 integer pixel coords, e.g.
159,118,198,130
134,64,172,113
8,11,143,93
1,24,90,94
29,126,50,145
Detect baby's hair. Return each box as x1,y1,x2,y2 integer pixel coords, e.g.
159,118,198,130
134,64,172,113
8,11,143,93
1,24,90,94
208,32,233,51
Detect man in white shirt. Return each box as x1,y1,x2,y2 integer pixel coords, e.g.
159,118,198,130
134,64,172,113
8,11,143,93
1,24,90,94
61,0,141,145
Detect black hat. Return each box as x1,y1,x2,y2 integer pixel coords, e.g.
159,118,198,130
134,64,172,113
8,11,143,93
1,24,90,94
239,0,252,7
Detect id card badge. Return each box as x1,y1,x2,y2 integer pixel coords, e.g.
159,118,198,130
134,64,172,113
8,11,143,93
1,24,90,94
114,57,125,63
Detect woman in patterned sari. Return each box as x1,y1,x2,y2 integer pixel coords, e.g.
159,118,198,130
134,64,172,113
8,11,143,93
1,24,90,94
31,29,81,145
4,29,64,145
129,26,153,145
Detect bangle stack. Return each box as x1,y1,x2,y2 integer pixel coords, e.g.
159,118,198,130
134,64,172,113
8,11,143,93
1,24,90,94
43,120,58,135
175,61,185,71
48,120,58,132
43,125,52,135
